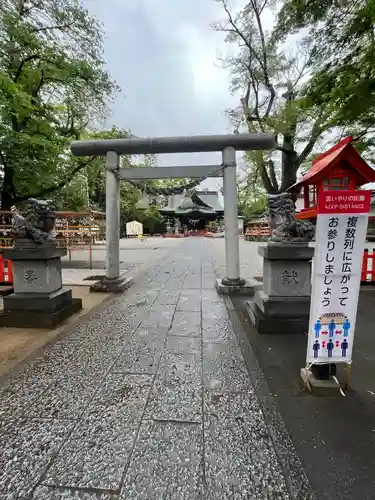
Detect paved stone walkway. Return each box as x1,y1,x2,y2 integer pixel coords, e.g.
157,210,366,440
1,239,294,500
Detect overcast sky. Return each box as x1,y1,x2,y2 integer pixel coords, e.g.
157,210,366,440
82,0,246,189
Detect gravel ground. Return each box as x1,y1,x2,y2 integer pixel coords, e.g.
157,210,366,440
0,238,310,500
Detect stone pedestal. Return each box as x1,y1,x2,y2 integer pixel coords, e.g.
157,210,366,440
216,277,260,296
247,244,314,334
0,244,82,328
90,273,133,293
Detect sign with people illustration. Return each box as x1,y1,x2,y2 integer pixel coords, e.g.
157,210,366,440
312,313,351,360
306,190,371,365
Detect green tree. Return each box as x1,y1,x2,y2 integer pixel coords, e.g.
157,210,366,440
237,157,267,219
0,0,117,209
52,171,89,211
213,0,331,193
275,0,375,151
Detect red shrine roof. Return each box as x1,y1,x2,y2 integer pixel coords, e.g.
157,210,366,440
289,136,375,190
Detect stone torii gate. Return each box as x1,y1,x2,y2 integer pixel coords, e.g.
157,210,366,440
70,133,276,292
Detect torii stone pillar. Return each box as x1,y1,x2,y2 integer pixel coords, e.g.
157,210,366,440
105,151,122,285
221,146,244,287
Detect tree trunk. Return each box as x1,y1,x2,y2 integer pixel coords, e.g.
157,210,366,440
259,165,278,194
279,133,298,192
1,166,15,210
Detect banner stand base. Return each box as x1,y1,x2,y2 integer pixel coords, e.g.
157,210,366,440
300,367,342,397
311,363,337,380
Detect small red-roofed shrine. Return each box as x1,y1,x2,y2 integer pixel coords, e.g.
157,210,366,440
288,137,375,220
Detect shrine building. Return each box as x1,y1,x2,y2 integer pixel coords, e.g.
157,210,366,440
160,190,224,233
288,137,375,221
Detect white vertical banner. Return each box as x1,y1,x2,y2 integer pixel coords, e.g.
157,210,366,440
126,220,143,236
306,190,371,365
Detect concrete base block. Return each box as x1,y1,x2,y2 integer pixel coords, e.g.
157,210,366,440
3,288,73,313
90,274,133,293
246,298,309,334
259,244,314,260
215,277,261,296
0,298,82,328
300,368,342,397
254,290,311,317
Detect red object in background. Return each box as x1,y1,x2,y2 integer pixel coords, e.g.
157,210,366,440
0,256,13,284
318,190,371,214
361,249,375,284
290,137,375,220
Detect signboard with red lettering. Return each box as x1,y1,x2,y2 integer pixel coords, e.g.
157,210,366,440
306,190,371,365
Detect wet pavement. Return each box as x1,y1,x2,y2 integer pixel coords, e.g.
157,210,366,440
0,239,310,500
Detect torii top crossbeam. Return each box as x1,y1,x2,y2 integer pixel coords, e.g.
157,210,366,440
70,133,276,157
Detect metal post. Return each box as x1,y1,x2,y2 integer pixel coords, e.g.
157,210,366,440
222,147,245,286
105,151,120,281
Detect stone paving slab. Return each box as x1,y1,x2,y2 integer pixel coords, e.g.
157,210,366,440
203,301,229,318
169,311,201,336
201,289,223,304
145,351,202,422
120,421,203,500
201,273,216,290
27,372,101,419
163,278,185,290
183,274,202,289
32,487,114,499
25,328,138,419
113,335,166,375
154,290,181,305
164,336,201,356
141,305,175,330
44,374,152,491
202,317,234,343
203,392,290,500
176,291,202,312
0,418,74,500
1,372,51,420
203,340,252,393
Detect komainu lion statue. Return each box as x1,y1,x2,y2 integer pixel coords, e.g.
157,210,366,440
11,198,57,245
268,192,315,243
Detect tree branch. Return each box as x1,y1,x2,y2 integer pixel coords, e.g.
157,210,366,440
20,0,43,16
0,151,8,169
249,0,276,117
220,0,276,121
218,0,264,72
267,159,279,191
31,22,75,34
13,54,41,82
292,51,313,89
244,59,267,129
32,69,44,98
297,119,323,165
258,160,278,194
352,127,373,141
